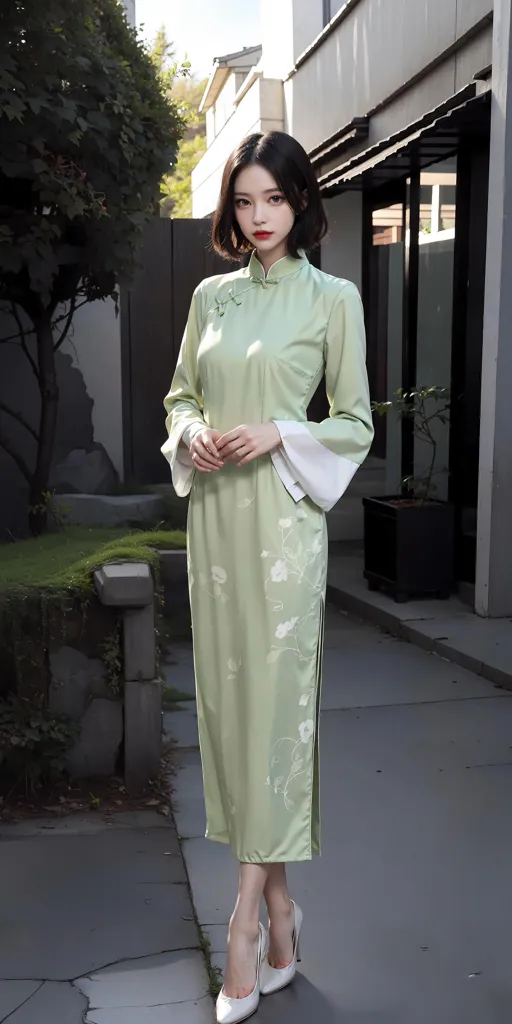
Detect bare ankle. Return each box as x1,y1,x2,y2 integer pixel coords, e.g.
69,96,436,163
265,891,292,917
229,910,259,940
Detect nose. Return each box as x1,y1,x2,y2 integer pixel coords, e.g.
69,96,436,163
252,203,267,226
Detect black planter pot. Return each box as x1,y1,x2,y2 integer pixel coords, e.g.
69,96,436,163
363,496,455,602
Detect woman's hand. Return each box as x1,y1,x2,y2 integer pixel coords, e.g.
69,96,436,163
217,423,281,466
189,427,224,472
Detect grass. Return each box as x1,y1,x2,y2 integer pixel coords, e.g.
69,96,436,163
199,931,223,998
162,685,195,709
0,525,186,595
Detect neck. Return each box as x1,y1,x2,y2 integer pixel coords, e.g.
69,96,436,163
255,241,288,276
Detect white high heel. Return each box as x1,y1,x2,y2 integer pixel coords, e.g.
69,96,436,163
216,921,268,1024
260,899,303,996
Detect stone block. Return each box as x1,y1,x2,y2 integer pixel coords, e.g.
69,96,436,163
123,604,156,681
67,698,123,778
50,445,118,495
53,493,165,526
124,680,162,793
49,646,109,720
94,562,153,607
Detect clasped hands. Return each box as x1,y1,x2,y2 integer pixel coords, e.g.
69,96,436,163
189,423,281,473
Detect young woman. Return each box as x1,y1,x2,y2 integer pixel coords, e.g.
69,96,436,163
161,131,373,1023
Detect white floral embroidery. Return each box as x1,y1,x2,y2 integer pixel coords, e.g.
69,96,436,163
262,514,325,811
237,496,255,508
267,736,307,812
270,559,288,583
275,617,299,639
264,517,325,659
299,719,314,744
199,566,228,603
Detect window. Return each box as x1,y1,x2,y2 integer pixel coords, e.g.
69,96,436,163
323,1,341,27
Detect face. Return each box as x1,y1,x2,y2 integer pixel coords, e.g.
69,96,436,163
233,163,296,262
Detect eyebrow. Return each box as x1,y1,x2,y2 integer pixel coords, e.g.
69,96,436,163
234,188,283,196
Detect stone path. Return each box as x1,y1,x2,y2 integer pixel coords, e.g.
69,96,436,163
2,603,512,1023
167,605,512,1023
0,811,213,1022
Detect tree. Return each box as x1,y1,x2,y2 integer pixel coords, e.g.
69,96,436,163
148,25,207,218
0,0,186,534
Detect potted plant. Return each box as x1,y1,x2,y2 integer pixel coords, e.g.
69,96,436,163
363,387,454,602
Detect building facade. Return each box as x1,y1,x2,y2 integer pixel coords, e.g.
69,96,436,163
192,0,512,617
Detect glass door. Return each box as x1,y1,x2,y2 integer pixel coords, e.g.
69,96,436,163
364,182,405,482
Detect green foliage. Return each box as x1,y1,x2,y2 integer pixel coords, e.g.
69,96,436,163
161,134,207,217
162,685,195,708
0,694,80,792
148,25,206,218
101,624,123,696
0,0,186,307
0,526,186,596
199,929,223,998
0,1,186,531
372,387,450,500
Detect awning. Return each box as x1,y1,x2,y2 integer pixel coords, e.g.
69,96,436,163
319,86,491,195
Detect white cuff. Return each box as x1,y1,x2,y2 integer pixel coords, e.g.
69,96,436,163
161,424,196,497
269,446,306,502
272,420,359,511
182,422,204,448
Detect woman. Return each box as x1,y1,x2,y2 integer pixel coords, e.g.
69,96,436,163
161,131,373,1023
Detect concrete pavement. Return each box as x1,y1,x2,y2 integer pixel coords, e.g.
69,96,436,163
0,811,213,1022
167,605,512,1023
2,602,511,1023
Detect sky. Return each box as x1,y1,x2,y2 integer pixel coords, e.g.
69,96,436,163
135,0,261,80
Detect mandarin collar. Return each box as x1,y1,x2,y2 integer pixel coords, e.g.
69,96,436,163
248,249,309,284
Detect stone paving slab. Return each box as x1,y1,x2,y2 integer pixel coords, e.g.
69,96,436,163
172,751,206,841
164,660,196,698
0,815,214,1023
167,606,512,1023
328,554,512,690
321,617,509,709
84,996,214,1023
0,809,174,838
0,828,195,980
0,981,41,1019
76,950,209,1008
5,981,88,1023
163,707,199,749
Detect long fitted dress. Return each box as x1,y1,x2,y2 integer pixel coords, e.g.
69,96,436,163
161,250,373,863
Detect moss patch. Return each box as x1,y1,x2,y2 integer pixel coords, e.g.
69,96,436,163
0,526,186,596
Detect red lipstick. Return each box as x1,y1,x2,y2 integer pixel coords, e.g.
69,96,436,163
254,231,273,240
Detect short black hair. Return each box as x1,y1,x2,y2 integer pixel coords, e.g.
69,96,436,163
212,131,328,261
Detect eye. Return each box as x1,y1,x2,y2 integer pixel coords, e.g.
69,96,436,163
235,198,250,208
269,194,284,205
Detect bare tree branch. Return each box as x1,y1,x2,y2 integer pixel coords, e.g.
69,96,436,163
0,431,33,484
53,294,77,351
0,400,39,441
10,302,39,380
0,329,36,344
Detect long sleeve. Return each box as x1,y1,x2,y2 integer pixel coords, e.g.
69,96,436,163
161,286,206,497
270,282,374,511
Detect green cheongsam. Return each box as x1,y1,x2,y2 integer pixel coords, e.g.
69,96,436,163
162,250,373,863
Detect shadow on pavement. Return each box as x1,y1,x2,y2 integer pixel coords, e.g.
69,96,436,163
253,973,405,1023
